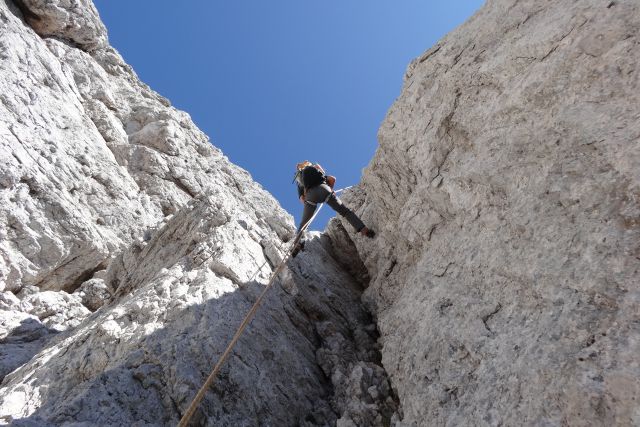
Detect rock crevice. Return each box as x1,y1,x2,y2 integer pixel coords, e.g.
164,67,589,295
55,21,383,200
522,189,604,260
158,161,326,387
1,0,396,424
2,0,639,425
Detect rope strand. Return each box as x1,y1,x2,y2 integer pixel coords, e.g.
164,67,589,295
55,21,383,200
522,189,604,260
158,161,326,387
177,187,350,426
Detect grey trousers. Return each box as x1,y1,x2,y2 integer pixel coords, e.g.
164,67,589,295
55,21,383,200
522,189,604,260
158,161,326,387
298,184,365,232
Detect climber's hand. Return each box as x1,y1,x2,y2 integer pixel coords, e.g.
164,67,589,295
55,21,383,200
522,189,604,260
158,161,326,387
299,195,305,204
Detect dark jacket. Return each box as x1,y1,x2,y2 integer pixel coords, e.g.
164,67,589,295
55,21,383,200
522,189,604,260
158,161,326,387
295,165,326,198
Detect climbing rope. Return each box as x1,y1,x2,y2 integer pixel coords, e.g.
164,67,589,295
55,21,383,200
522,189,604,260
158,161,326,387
177,187,351,427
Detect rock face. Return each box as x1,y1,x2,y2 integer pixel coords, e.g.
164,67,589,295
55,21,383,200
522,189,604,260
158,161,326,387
1,0,272,294
1,200,395,425
0,0,395,425
2,0,639,425
330,0,640,425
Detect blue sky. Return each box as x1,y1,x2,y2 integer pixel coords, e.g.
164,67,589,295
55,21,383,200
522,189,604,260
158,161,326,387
93,1,483,230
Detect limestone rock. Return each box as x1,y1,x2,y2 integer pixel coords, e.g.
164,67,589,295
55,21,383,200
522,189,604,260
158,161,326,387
0,0,289,295
3,0,638,425
0,0,395,424
1,286,88,383
13,0,107,51
73,277,110,311
0,202,394,426
329,0,640,425
0,291,58,383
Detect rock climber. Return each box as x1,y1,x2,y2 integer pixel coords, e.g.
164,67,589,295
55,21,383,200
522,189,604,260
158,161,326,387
293,161,375,240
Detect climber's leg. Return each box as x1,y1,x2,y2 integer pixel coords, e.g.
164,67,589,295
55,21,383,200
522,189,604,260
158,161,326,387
326,191,366,232
293,186,329,257
298,201,317,232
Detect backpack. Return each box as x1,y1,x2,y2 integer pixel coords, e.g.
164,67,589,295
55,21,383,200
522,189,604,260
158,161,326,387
301,165,325,189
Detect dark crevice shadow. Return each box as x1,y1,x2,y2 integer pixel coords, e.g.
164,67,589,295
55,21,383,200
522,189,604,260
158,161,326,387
5,0,37,22
0,317,60,383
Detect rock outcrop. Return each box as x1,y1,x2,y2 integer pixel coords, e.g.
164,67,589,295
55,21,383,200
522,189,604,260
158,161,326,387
2,0,639,425
0,0,394,425
331,0,640,425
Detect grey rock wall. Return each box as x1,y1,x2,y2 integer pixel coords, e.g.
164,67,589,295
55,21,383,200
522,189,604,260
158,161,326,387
0,0,395,425
1,197,395,425
1,0,292,294
2,0,639,425
330,0,640,425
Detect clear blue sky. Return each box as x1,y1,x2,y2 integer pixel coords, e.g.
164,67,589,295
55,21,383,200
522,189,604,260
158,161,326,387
93,1,483,230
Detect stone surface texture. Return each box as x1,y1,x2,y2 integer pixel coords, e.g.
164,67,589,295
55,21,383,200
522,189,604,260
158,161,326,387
329,0,640,425
2,0,639,426
0,0,394,425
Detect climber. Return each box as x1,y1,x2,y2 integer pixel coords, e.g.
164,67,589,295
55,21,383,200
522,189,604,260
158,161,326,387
293,160,375,242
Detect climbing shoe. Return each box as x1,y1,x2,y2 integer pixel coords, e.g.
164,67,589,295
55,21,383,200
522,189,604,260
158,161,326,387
360,227,376,238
